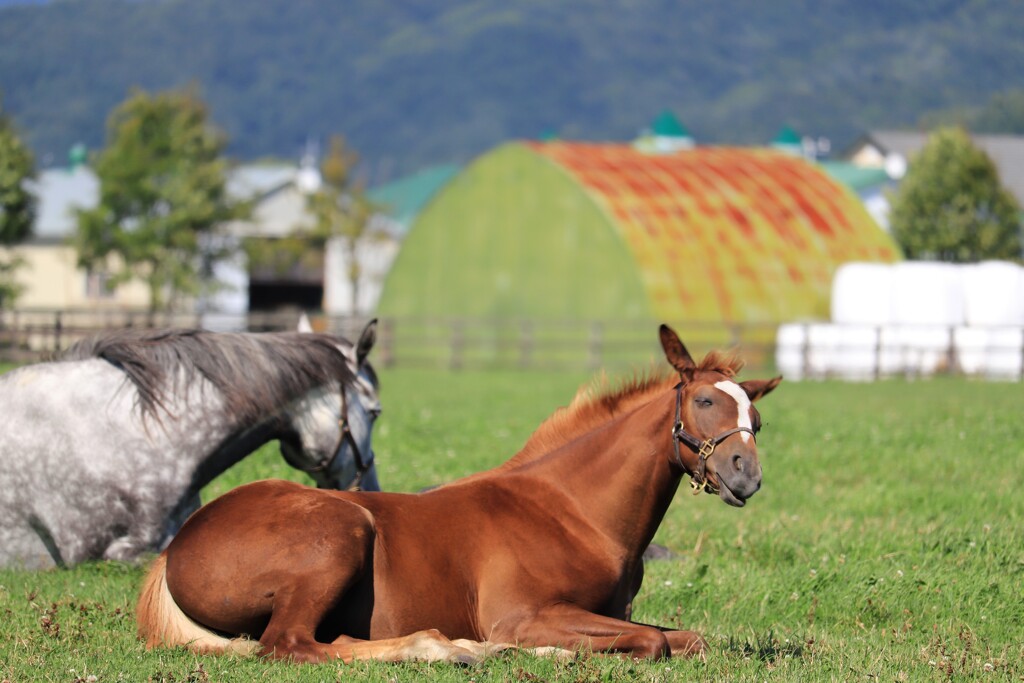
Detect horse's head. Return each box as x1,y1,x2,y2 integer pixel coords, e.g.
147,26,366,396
659,324,781,508
281,320,383,491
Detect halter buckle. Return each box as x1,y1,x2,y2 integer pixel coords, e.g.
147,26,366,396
698,438,716,460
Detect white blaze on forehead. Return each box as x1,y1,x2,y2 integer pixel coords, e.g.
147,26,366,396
714,380,753,443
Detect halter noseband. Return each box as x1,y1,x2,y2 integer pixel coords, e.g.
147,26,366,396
312,380,376,490
671,381,756,495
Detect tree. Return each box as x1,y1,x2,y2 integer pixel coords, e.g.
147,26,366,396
73,87,245,312
0,97,35,308
307,135,383,315
919,88,1024,135
888,127,1022,263
972,88,1024,135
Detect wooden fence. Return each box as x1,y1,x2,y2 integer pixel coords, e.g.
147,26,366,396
0,308,780,373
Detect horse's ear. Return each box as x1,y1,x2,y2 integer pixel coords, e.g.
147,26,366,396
740,376,782,403
297,312,313,334
659,324,696,376
356,319,378,367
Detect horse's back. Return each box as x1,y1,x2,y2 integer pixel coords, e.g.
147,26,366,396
0,359,141,567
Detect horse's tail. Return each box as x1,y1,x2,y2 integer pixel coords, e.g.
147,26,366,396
136,553,258,656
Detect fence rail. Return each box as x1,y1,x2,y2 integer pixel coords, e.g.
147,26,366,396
2,309,1021,380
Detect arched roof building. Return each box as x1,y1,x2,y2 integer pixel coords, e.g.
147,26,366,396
378,141,901,325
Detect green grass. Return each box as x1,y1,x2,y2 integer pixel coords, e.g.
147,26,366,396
2,368,1023,681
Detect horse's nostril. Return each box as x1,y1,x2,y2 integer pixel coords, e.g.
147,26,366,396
732,454,743,472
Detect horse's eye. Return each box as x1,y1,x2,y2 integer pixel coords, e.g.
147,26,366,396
695,397,712,408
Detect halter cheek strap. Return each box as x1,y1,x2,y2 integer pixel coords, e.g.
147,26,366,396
671,382,756,495
313,382,376,490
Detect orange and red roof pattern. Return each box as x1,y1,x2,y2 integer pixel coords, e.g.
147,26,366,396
527,141,901,323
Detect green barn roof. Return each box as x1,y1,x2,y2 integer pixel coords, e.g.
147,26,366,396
368,164,460,229
819,161,892,191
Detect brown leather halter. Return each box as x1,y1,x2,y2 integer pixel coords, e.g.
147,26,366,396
671,382,756,495
311,383,376,490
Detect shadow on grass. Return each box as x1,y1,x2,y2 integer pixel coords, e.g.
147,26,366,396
722,631,811,663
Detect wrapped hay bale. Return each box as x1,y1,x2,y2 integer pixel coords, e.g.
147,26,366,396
831,262,895,325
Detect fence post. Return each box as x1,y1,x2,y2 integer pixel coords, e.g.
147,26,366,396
1020,330,1024,382
588,321,603,371
801,323,811,380
379,318,395,368
947,325,958,375
519,319,533,369
54,310,63,351
450,320,464,371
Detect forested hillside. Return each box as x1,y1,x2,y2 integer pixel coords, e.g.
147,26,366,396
1,0,1022,179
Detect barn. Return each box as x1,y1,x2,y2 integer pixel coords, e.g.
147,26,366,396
377,140,901,329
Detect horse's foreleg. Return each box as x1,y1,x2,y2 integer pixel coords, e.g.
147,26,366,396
636,622,707,658
496,603,674,660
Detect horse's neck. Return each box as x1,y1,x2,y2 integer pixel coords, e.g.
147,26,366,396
461,378,676,483
156,379,287,494
515,390,681,555
190,417,284,491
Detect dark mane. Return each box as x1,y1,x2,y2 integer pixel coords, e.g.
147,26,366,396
59,328,355,422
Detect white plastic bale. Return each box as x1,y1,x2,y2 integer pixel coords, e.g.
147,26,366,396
954,326,1024,379
962,261,1024,327
806,323,844,379
953,326,989,375
891,262,965,326
775,323,808,381
830,262,895,325
879,325,954,377
831,324,880,381
986,328,1024,379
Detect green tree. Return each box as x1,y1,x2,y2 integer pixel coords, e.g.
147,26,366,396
972,88,1024,135
0,97,35,307
889,127,1022,262
73,87,245,311
307,135,383,315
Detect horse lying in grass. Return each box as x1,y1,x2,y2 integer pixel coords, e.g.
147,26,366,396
137,324,780,662
0,321,380,569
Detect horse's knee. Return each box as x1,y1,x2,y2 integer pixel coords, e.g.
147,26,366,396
629,629,670,660
103,536,144,563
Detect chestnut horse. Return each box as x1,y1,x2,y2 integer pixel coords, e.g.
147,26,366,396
137,325,781,663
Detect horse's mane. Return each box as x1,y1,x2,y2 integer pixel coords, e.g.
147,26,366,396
59,328,356,422
513,349,745,464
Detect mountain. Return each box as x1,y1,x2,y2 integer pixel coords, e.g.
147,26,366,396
1,0,1022,180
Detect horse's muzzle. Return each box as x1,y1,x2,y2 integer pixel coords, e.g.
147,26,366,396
715,453,762,507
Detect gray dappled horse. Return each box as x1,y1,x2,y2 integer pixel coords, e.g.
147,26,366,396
0,321,381,569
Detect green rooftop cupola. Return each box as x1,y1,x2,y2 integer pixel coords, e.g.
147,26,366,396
68,142,87,170
635,110,694,153
652,110,689,138
771,126,805,156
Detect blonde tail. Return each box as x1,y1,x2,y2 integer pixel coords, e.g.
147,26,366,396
136,553,258,656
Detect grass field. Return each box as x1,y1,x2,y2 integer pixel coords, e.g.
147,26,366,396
1,365,1022,682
